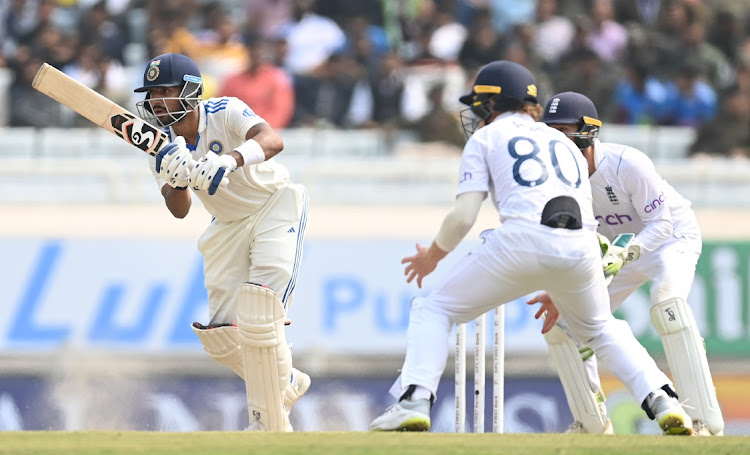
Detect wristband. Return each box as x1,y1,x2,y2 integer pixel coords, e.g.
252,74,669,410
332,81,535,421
234,139,265,166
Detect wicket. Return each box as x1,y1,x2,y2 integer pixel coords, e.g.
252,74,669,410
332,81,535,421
455,305,505,433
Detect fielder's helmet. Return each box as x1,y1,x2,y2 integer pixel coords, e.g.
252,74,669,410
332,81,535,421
134,53,203,127
459,61,538,137
542,91,602,149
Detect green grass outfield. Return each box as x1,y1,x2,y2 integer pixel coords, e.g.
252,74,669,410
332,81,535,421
1,432,749,455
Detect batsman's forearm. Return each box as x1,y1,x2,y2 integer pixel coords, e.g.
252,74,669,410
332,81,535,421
162,185,192,218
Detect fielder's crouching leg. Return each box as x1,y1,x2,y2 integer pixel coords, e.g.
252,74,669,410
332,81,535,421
237,283,292,431
651,298,724,435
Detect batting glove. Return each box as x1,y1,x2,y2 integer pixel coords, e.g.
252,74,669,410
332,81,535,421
156,136,195,189
189,151,237,195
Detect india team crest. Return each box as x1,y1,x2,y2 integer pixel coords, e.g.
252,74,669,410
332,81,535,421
209,140,224,154
146,60,161,81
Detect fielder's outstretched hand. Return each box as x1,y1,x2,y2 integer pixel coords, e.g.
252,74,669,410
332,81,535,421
526,292,559,334
402,242,444,288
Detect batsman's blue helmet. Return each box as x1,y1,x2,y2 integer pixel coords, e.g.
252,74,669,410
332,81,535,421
542,91,602,150
134,53,203,127
134,53,202,94
459,61,538,137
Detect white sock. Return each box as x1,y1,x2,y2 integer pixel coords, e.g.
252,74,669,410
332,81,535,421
647,388,668,408
410,386,432,401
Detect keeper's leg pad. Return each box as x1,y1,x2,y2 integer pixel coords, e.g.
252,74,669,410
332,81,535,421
237,283,292,432
651,298,724,435
544,323,610,434
191,322,245,380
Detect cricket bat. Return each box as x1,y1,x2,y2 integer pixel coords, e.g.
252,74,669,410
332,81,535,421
32,63,169,157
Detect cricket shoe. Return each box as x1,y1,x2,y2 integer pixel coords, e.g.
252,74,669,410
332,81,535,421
643,388,693,436
693,421,723,436
369,398,431,432
283,368,311,432
566,419,614,434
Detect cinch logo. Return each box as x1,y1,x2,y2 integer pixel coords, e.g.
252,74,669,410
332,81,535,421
644,192,666,213
595,213,633,226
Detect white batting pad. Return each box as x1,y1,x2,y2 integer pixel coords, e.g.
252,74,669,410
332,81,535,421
651,298,724,435
237,283,292,432
191,323,245,379
544,324,610,434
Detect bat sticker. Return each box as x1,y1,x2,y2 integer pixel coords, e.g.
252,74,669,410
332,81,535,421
110,114,166,156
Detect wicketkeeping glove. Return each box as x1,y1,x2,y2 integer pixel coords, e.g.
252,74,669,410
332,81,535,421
600,233,640,281
189,151,236,195
155,136,195,189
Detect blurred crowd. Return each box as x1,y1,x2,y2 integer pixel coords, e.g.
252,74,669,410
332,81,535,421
2,0,750,158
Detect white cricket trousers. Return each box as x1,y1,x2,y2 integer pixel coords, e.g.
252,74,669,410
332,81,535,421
581,233,701,394
391,219,671,405
197,183,309,325
608,233,701,310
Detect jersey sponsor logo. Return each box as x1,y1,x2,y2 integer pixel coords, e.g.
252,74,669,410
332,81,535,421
605,185,619,205
242,108,257,117
459,171,472,183
595,213,633,226
644,192,666,213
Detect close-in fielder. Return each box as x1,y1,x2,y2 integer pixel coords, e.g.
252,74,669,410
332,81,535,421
530,91,723,436
134,53,310,431
368,61,693,435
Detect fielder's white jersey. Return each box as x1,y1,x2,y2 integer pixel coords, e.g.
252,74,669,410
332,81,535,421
457,112,598,231
589,139,700,253
148,97,290,222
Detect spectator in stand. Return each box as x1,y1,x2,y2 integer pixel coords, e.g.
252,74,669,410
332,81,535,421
245,0,294,40
219,34,294,130
554,48,620,121
79,1,127,64
150,6,198,57
458,9,504,72
660,60,717,127
613,58,669,124
689,84,750,159
585,0,628,63
192,13,248,86
427,9,467,63
614,0,663,27
707,5,745,66
282,0,346,76
680,20,735,91
339,12,389,74
291,52,362,127
532,0,575,67
1,0,40,57
9,56,66,127
485,0,536,35
367,50,406,129
409,82,464,148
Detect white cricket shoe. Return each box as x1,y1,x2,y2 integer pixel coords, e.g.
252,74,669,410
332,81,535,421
645,390,693,436
285,368,311,410
283,368,311,432
693,421,723,436
566,419,614,434
369,398,431,432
